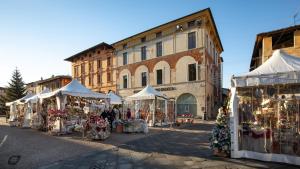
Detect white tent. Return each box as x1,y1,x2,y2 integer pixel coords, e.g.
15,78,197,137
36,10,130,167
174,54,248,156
232,50,300,87
21,88,51,128
25,88,50,104
5,92,34,123
126,85,168,126
107,91,123,105
230,50,300,165
5,92,34,106
39,79,108,99
126,85,167,101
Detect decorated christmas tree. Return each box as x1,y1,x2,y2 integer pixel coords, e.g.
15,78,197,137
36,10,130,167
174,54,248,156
210,107,231,156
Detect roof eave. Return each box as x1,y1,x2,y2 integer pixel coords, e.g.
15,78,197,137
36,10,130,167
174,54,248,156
64,42,113,62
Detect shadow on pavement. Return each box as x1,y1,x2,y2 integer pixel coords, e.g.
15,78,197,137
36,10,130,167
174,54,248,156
1,123,299,169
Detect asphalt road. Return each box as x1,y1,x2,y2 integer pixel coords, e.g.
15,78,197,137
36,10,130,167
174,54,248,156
0,125,112,169
0,122,299,169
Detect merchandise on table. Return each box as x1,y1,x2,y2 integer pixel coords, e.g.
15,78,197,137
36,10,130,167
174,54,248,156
86,115,110,140
122,119,148,133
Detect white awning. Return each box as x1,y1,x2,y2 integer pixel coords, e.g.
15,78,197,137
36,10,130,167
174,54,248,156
5,92,34,106
232,50,300,87
25,88,50,103
126,85,168,101
39,79,108,99
107,91,123,104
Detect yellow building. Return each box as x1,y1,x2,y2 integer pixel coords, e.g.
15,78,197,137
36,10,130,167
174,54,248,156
64,43,117,93
250,25,300,70
26,75,72,94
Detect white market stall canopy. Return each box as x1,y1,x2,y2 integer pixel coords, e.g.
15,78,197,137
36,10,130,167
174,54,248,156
5,92,34,106
25,88,50,103
232,50,300,87
107,91,123,104
126,85,167,101
39,79,108,99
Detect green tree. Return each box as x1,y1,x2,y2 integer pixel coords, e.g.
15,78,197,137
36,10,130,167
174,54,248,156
5,68,26,102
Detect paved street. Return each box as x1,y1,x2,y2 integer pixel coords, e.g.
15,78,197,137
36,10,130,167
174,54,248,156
0,122,299,169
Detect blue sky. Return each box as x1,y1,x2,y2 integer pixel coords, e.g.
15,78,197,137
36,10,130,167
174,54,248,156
0,0,299,88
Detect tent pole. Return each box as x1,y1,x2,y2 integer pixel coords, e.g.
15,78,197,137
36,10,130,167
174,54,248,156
153,97,156,127
122,101,124,120
165,99,168,126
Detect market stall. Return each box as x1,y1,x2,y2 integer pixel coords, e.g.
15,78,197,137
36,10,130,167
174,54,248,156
230,50,300,165
39,80,110,139
6,92,34,127
107,91,123,105
23,88,50,128
126,85,170,128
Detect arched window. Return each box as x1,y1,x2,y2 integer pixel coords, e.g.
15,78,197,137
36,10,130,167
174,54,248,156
176,93,197,117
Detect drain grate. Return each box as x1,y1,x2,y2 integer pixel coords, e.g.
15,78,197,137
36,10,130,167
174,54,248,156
8,155,21,165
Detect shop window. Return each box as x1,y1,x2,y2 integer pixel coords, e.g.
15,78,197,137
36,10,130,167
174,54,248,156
156,42,162,57
176,93,197,117
188,32,196,49
141,72,147,86
156,69,163,85
188,63,196,81
141,46,147,61
123,52,128,65
123,75,128,89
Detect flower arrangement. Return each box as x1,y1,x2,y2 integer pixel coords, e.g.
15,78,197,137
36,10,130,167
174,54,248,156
47,109,69,132
209,107,231,156
86,115,110,140
48,109,68,118
177,113,193,118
